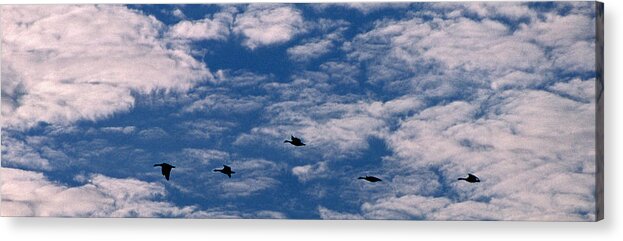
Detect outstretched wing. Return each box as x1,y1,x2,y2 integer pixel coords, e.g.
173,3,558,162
223,165,231,172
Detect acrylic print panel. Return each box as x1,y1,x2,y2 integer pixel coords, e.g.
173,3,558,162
0,2,604,221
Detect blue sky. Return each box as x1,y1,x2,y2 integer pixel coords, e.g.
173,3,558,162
1,2,600,220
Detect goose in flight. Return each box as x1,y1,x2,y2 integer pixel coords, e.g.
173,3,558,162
214,165,235,178
358,175,382,182
153,163,175,181
458,173,480,183
284,135,306,146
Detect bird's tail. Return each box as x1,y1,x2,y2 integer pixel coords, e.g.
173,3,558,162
458,178,467,181
284,140,291,143
213,169,219,172
358,176,365,179
231,171,236,174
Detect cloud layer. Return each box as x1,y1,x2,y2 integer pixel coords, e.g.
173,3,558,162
233,4,307,49
0,2,600,221
1,5,211,130
1,167,195,217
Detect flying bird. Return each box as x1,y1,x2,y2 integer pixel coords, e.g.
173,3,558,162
214,165,235,178
284,135,306,146
458,173,480,183
153,163,175,181
358,175,382,182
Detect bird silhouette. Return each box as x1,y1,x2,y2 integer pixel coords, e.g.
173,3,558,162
153,163,175,181
284,135,305,146
358,175,382,182
214,165,235,178
458,173,480,183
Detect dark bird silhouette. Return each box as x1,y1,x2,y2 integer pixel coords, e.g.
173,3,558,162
284,135,305,146
458,173,480,183
153,163,175,181
213,165,235,178
358,175,382,182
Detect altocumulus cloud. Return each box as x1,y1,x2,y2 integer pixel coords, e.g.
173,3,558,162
0,2,600,221
0,5,212,130
166,6,236,41
233,4,307,50
1,168,196,217
1,167,287,218
312,2,598,221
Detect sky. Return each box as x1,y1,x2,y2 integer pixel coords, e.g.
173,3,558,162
0,2,601,220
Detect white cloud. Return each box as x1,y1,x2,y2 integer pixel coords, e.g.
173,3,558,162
171,8,186,19
347,16,545,86
287,38,334,62
0,167,196,217
213,69,274,88
292,161,328,182
287,19,348,62
318,206,363,220
491,71,544,90
313,2,411,14
216,159,283,197
166,7,235,41
548,78,596,102
247,95,422,160
248,68,425,159
362,195,451,220
137,127,169,140
219,176,279,197
520,11,595,48
181,148,230,165
1,167,288,218
100,126,136,135
368,86,597,221
183,94,266,114
1,5,212,130
176,120,236,141
1,135,51,170
0,2,600,221
344,2,595,96
550,40,595,72
186,208,287,219
321,3,599,220
233,4,306,49
433,2,536,20
163,157,283,199
255,210,287,219
317,61,360,85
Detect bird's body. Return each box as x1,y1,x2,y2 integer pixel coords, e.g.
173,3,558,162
284,135,305,146
214,165,235,178
154,163,175,181
358,175,382,182
458,173,480,183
